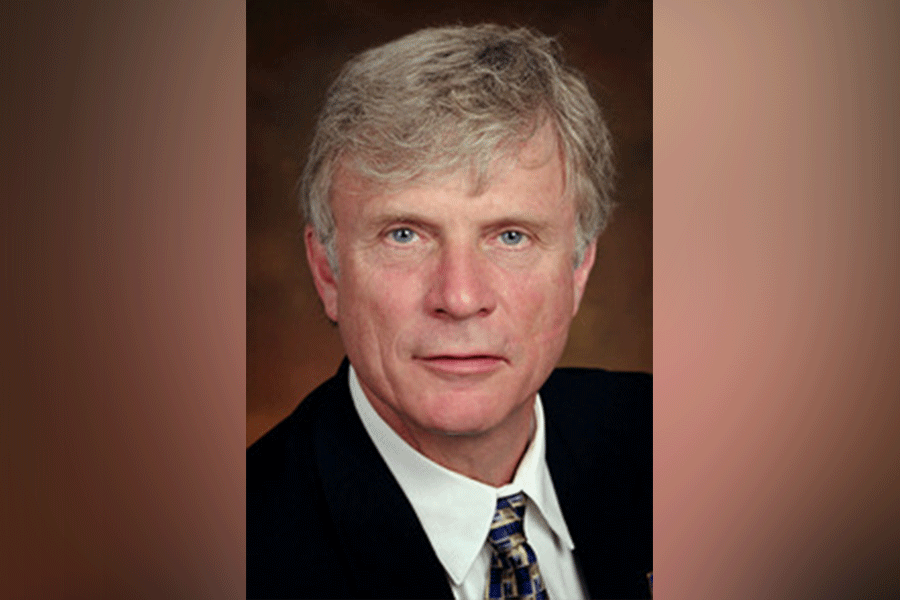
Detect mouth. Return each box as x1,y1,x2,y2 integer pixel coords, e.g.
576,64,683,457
416,354,507,376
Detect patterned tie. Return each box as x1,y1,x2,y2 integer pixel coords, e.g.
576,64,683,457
484,493,548,600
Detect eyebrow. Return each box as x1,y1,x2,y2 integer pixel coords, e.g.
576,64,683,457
367,211,553,235
367,212,438,232
484,215,553,234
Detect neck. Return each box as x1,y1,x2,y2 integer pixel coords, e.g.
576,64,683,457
368,394,536,488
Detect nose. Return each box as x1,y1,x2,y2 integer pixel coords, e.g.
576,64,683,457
426,242,497,320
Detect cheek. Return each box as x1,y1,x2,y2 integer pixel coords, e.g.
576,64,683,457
339,263,420,345
506,268,576,343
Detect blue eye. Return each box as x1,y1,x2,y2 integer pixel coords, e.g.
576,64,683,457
389,228,417,244
499,230,525,245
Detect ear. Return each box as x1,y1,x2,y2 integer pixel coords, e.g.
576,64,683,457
305,225,339,322
572,239,597,316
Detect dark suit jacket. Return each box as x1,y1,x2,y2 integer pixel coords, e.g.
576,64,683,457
247,360,652,599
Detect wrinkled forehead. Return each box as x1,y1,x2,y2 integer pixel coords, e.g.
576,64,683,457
330,119,567,204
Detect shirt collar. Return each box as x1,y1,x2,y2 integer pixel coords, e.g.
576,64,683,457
348,364,576,585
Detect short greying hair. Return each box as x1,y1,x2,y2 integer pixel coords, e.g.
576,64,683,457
299,24,614,268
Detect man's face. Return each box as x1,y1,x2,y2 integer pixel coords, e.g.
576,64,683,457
306,124,596,443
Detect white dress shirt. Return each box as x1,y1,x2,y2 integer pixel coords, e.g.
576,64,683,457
349,365,588,600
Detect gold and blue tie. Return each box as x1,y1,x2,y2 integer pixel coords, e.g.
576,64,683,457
485,493,548,600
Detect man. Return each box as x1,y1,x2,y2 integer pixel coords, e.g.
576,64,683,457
247,24,651,599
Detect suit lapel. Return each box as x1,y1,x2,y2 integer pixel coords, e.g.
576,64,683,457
313,362,452,599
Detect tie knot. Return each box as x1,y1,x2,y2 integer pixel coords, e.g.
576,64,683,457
487,493,528,554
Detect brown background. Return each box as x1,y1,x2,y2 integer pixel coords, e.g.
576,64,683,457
247,0,653,446
3,1,899,598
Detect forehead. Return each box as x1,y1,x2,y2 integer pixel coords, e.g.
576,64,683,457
330,121,569,213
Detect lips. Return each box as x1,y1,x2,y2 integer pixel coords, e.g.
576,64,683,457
416,354,507,376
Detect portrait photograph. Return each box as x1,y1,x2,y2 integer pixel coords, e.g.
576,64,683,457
247,1,652,598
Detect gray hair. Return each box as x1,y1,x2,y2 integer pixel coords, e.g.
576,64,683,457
298,24,614,269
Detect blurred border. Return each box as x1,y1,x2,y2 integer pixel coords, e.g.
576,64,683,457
3,1,898,598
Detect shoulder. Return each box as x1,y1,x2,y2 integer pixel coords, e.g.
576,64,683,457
540,366,652,499
540,366,651,478
541,366,651,433
248,371,337,491
246,362,354,598
247,366,344,470
541,367,653,597
247,359,351,516
542,366,651,397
